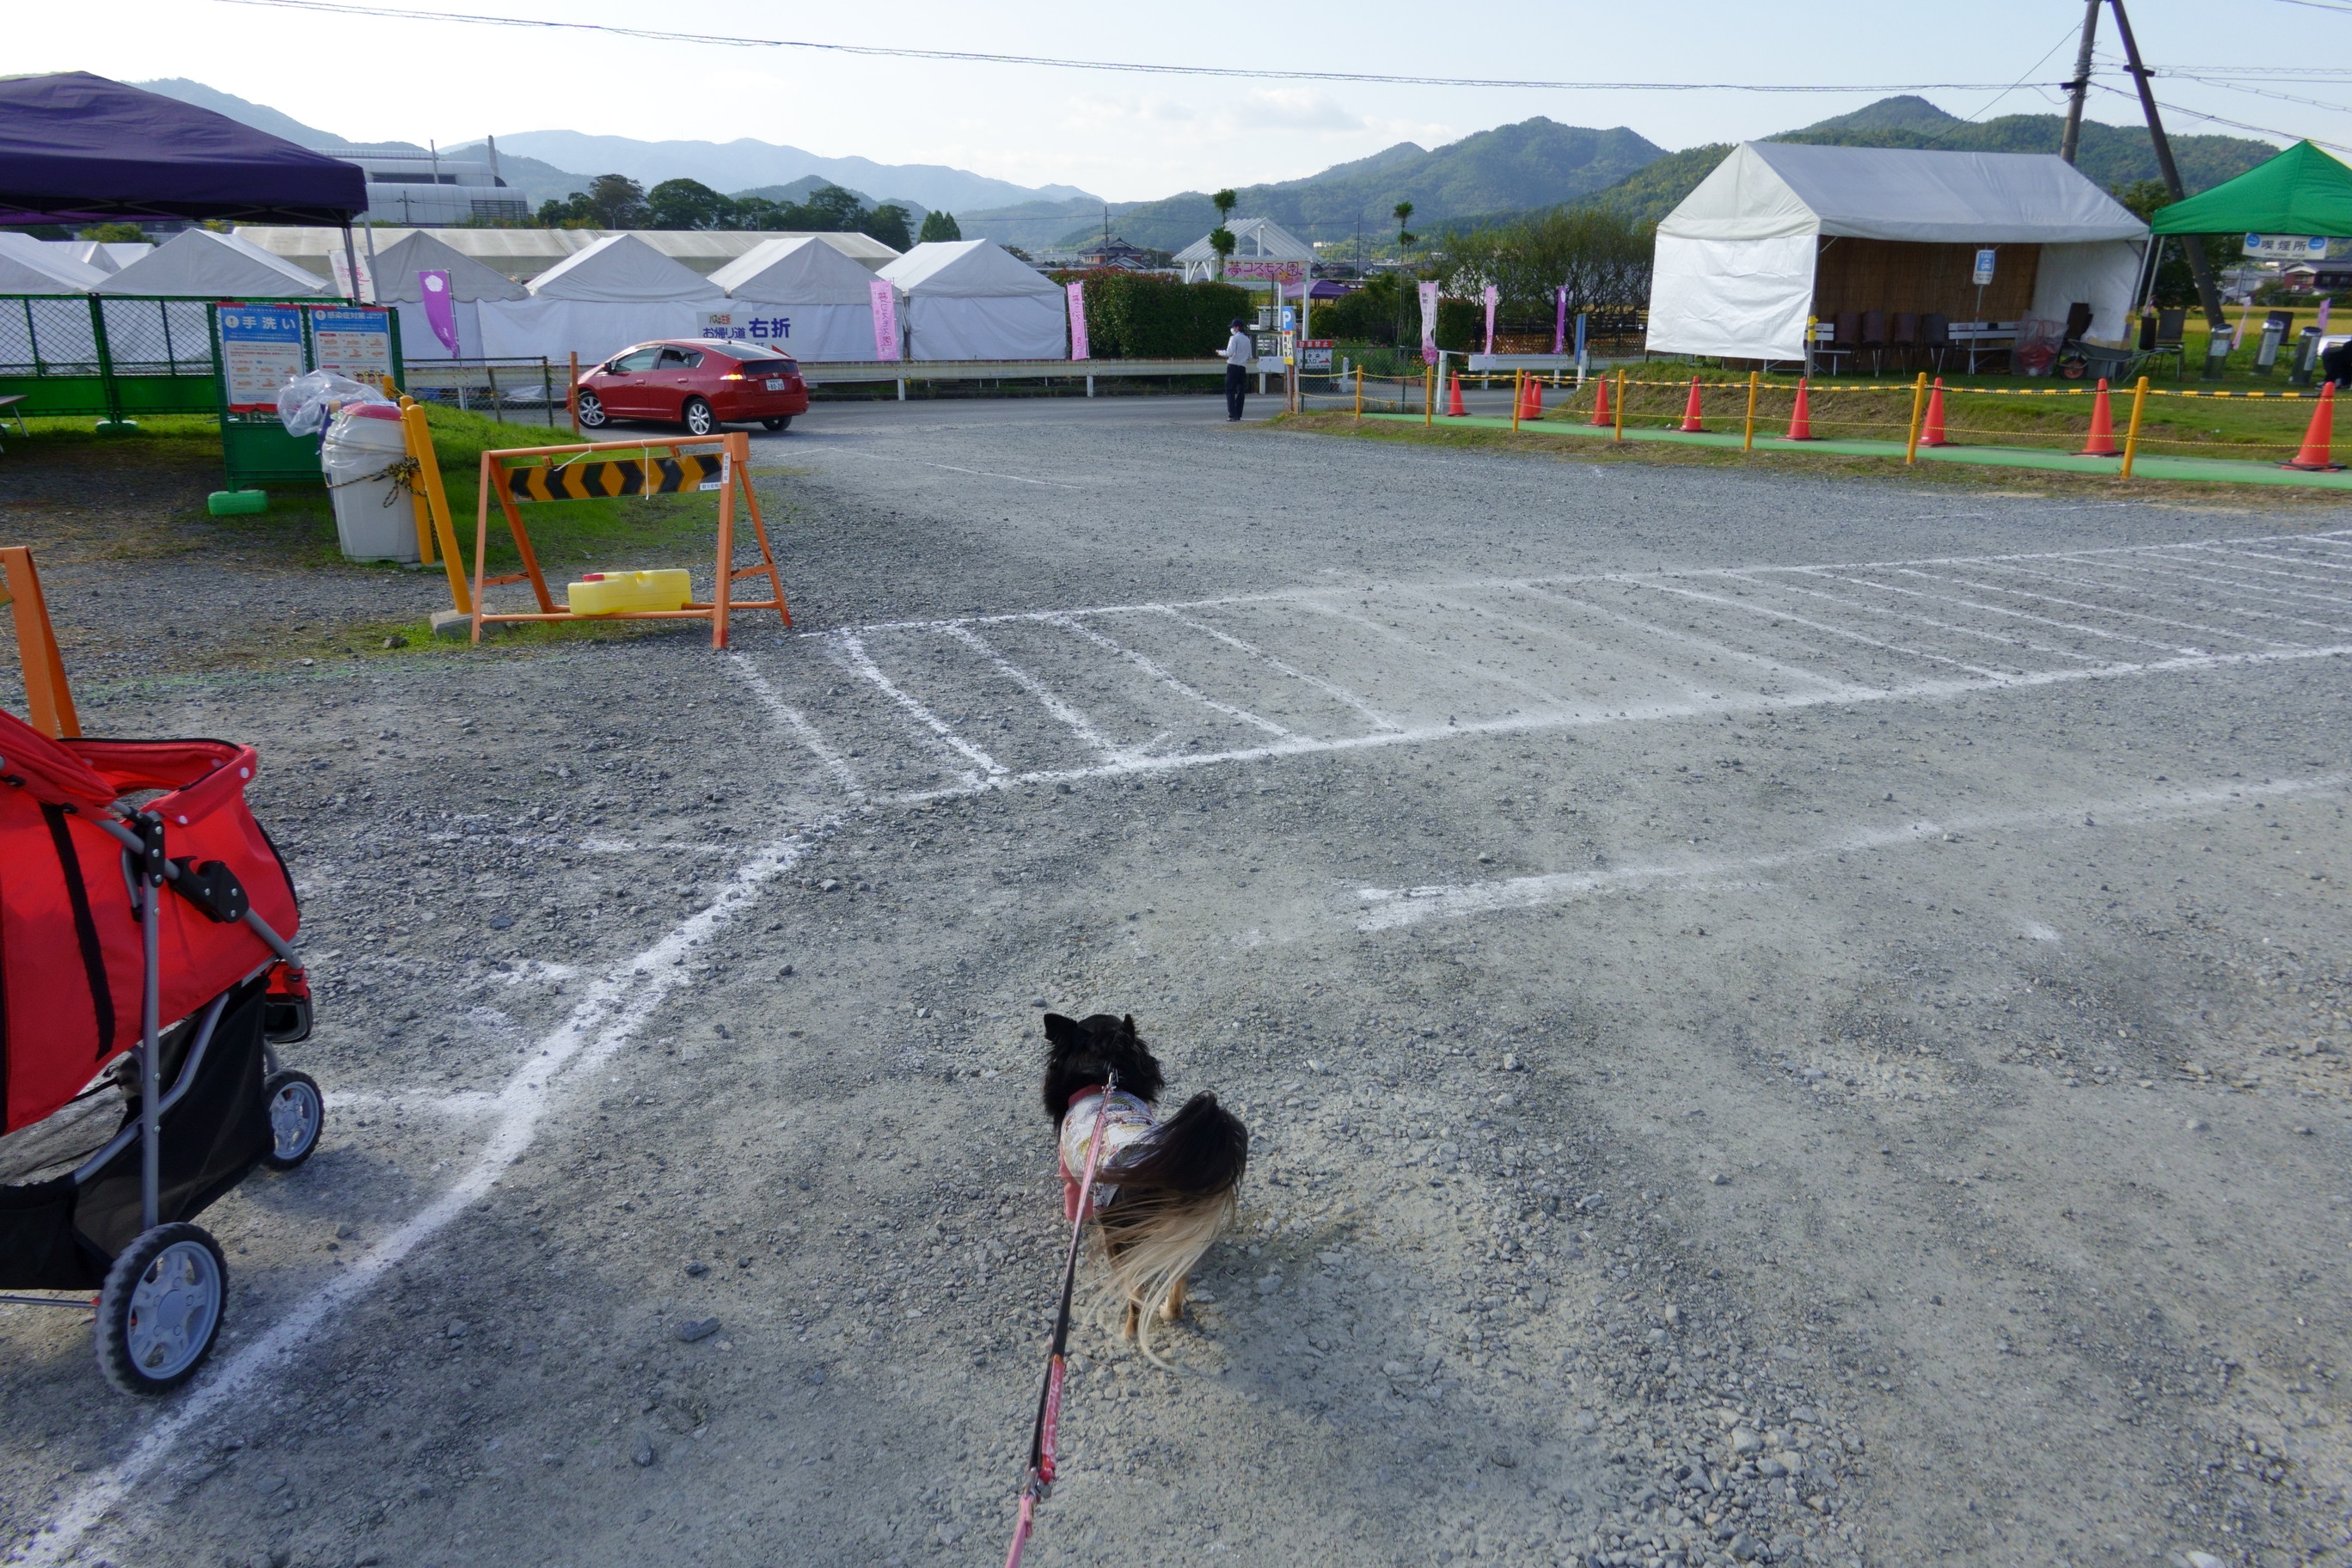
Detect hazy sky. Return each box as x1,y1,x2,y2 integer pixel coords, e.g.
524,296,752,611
17,0,2345,199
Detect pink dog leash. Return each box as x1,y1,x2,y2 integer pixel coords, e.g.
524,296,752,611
1004,1071,1116,1568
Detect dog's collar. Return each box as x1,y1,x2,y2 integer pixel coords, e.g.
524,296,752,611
1066,1085,1109,1110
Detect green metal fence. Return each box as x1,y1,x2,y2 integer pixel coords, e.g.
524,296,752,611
0,295,408,492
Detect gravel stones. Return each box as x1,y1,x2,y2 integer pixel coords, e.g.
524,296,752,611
673,1318,720,1344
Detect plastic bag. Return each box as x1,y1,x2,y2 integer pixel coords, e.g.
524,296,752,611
277,369,392,436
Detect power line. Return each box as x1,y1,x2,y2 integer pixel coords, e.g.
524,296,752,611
2089,80,2352,154
206,0,2051,94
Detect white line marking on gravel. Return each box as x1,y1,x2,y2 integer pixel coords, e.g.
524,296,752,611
1354,775,2349,928
939,623,1128,762
900,458,1085,489
836,632,1006,781
1147,605,1404,733
726,651,865,798
1508,582,1877,699
1046,615,1295,738
23,828,830,1568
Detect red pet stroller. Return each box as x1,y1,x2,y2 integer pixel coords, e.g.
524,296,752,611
0,704,321,1393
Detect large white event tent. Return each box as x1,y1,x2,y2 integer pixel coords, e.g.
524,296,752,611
706,236,879,361
478,234,722,364
41,239,150,275
1645,143,2148,362
878,240,1065,360
366,229,524,360
96,228,330,298
0,232,108,292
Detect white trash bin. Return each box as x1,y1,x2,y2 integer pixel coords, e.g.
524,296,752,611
321,405,418,563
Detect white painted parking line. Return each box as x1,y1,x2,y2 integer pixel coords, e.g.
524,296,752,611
1510,581,1878,700
837,631,1008,781
939,622,1128,761
726,652,867,799
1996,558,2352,639
1149,605,1404,733
1803,569,2208,658
28,825,831,1568
1355,773,2352,929
1885,566,2295,650
1047,614,1295,738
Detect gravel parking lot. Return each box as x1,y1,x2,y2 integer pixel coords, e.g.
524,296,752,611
2,399,2348,1568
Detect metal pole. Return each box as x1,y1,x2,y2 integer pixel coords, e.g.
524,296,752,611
137,820,162,1233
340,222,364,303
2059,0,2100,164
2121,374,2149,477
2109,0,2225,330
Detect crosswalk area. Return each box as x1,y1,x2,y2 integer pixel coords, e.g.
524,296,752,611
767,530,2352,799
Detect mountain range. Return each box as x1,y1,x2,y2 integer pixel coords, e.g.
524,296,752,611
134,77,2283,254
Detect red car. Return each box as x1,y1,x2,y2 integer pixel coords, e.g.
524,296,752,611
574,339,809,435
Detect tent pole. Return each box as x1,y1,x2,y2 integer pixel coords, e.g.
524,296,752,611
2108,0,2226,331
340,223,363,305
364,219,381,305
2059,0,2099,165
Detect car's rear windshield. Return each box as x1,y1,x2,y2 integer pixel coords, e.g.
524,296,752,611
738,358,799,376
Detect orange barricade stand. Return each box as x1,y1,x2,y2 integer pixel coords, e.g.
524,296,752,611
462,432,790,649
0,547,78,739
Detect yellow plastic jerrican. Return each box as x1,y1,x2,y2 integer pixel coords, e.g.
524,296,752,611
565,569,692,616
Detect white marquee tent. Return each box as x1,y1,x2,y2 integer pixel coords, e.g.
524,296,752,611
366,230,525,361
0,233,108,293
479,234,723,364
1646,143,2149,362
41,239,150,276
707,236,880,361
878,240,1065,361
95,229,329,298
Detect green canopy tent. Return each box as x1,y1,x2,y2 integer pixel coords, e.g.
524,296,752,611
2148,140,2352,237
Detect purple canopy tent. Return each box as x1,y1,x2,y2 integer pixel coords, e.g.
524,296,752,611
0,73,364,228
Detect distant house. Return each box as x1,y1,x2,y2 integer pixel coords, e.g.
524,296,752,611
1174,217,1314,284
2282,263,2352,292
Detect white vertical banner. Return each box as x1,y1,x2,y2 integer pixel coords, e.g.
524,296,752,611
1482,284,1498,355
1067,281,1089,360
1418,280,1439,364
868,279,901,362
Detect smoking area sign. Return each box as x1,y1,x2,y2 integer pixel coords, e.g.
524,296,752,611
1972,248,1997,285
217,305,305,411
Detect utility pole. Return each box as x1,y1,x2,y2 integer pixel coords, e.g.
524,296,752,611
2059,0,2099,164
2109,0,2225,328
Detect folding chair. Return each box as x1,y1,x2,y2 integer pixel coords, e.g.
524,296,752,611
1859,310,1887,376
1920,313,1951,374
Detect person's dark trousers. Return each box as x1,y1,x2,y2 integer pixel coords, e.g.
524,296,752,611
1224,364,1246,420
2324,339,2352,389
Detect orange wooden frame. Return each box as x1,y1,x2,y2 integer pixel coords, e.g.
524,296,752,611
465,432,790,649
0,546,79,739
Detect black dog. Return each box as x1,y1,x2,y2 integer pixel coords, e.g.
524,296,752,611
1043,1013,1246,1353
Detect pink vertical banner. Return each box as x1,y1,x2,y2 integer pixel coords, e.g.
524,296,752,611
418,270,459,355
1418,280,1439,364
868,279,901,362
1067,281,1089,360
1482,285,1498,356
1553,287,1569,354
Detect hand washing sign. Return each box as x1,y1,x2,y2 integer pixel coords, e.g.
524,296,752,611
217,304,306,411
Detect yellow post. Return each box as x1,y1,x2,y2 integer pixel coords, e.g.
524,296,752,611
1613,367,1626,442
1743,369,1760,452
1904,371,1928,464
0,547,80,739
1511,368,1524,432
2120,374,2150,479
400,400,472,614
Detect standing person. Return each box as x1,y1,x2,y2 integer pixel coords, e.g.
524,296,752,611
1223,317,1253,422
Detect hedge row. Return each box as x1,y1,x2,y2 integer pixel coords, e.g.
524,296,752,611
1061,270,1254,359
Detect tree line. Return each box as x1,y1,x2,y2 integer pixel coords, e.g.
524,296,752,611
515,175,965,249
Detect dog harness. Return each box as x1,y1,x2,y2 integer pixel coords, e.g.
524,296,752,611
1058,1087,1155,1210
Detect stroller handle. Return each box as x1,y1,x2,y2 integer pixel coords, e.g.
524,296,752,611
88,814,302,975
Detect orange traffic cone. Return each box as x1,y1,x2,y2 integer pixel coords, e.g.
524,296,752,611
1679,376,1706,432
1446,374,1467,417
1919,378,1951,447
1588,374,1612,427
2282,382,2345,471
1521,375,1544,420
2075,378,2120,456
1785,377,1817,440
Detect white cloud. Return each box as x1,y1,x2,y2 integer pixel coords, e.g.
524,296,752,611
1228,89,1368,132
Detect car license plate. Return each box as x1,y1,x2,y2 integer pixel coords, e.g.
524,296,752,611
763,378,785,391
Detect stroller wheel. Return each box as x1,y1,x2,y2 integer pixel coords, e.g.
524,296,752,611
96,1223,227,1395
262,1070,325,1170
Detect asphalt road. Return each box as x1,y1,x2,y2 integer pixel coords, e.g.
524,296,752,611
2,399,2347,1568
